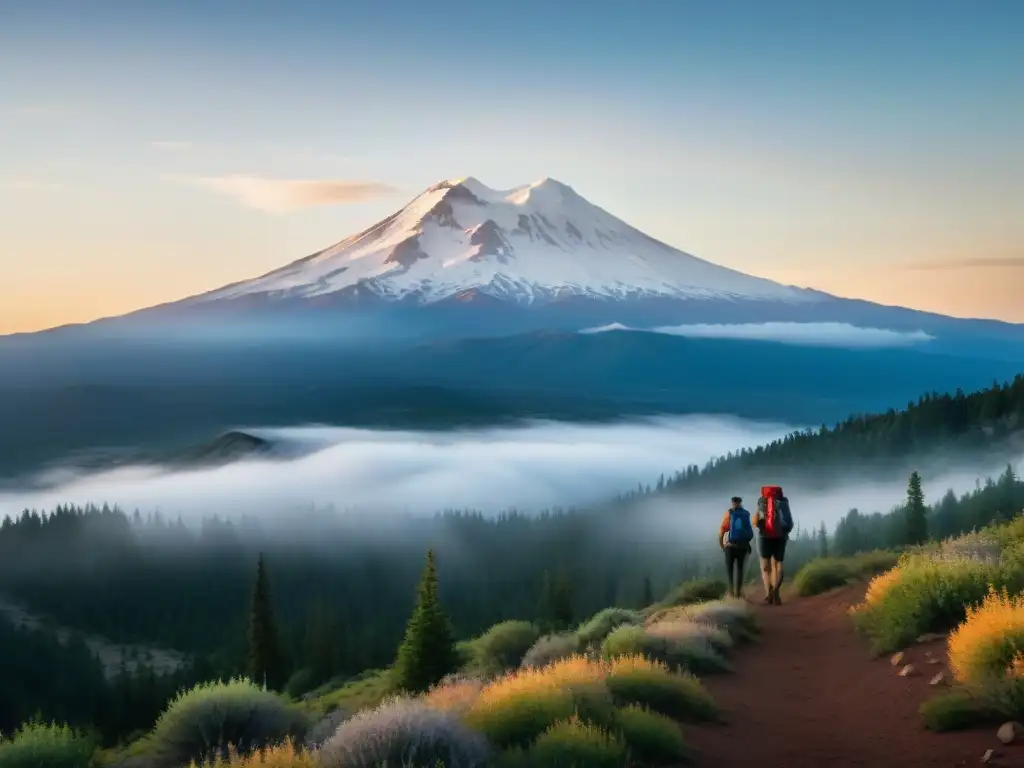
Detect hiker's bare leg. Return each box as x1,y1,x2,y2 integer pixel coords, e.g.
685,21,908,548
772,560,785,590
760,557,772,595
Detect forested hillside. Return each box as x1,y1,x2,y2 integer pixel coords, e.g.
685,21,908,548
641,375,1024,494
830,463,1024,556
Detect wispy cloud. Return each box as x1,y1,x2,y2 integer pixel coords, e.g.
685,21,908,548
0,179,63,192
580,321,934,349
904,255,1024,270
10,104,66,119
150,140,194,152
168,173,397,213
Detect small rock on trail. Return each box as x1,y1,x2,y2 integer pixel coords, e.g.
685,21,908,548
997,721,1024,745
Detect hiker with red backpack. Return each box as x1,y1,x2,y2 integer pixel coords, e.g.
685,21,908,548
718,496,754,598
754,485,794,605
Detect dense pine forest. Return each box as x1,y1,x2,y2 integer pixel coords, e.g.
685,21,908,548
1,376,1022,748
647,374,1024,494
829,463,1024,556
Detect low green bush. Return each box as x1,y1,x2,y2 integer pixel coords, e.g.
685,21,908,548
463,679,577,750
527,717,627,768
793,551,900,597
792,558,852,596
615,704,688,765
601,625,728,675
919,689,992,732
0,720,94,768
150,678,306,765
462,621,540,677
852,554,1014,654
982,677,1024,722
575,608,644,648
850,549,902,576
604,656,717,723
852,521,1024,653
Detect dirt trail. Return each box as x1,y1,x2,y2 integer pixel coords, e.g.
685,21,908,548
685,584,1024,767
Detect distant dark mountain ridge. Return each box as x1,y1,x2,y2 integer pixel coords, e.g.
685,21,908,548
182,431,273,467
2,329,1022,481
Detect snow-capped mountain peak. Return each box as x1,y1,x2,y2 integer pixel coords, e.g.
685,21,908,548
198,177,817,306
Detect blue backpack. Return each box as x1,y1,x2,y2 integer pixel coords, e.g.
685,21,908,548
728,507,754,545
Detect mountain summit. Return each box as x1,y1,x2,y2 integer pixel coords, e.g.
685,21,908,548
15,176,1022,359
197,176,817,307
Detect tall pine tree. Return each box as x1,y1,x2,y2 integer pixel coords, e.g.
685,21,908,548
393,549,458,693
641,575,654,608
817,522,829,558
905,470,929,545
247,552,286,690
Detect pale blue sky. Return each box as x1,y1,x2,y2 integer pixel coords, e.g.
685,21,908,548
1,0,1022,332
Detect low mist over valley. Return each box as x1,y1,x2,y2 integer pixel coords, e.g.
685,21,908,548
6,413,1023,535
4,416,790,521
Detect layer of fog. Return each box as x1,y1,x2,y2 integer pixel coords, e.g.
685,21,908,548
1,417,1019,534
0,417,794,521
580,322,934,348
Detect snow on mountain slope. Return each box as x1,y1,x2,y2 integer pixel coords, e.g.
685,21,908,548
198,177,821,306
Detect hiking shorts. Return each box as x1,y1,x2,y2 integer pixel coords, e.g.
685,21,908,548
758,536,787,562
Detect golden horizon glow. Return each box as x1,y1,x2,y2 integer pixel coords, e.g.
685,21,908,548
5,256,1024,336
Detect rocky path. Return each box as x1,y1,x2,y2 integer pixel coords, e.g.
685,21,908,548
685,584,1024,767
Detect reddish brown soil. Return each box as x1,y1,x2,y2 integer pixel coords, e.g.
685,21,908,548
684,584,1024,767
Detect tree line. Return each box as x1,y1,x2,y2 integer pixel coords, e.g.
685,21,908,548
831,463,1023,556
623,375,1024,498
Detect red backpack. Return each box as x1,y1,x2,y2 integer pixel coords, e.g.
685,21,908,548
759,485,793,539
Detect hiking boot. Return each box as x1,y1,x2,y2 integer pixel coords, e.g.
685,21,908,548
773,591,782,606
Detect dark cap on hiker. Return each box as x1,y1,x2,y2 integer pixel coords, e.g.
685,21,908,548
731,496,742,504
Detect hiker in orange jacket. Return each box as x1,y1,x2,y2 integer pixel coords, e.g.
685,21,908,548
718,496,754,598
